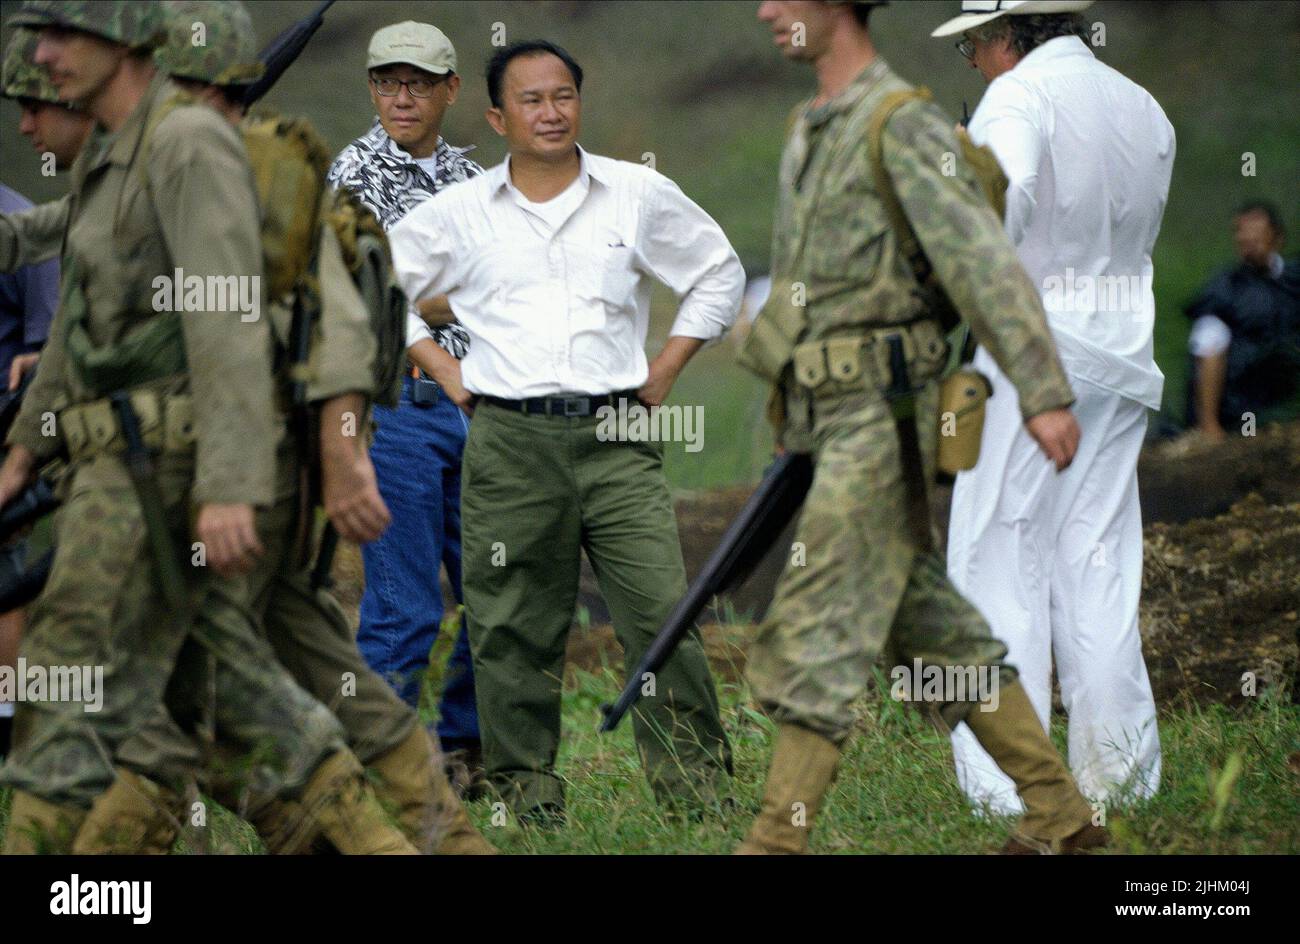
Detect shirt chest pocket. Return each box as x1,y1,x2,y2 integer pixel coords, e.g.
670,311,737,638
806,172,889,287
576,241,639,311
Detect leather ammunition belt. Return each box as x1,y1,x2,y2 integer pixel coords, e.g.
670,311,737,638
791,320,948,396
483,390,639,418
59,391,196,462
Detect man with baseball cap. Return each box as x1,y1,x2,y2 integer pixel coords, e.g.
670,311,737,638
327,20,486,796
934,1,1171,817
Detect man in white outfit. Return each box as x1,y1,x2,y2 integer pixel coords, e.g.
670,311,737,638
932,0,1173,813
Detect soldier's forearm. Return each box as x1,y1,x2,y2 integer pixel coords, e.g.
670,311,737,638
319,392,367,464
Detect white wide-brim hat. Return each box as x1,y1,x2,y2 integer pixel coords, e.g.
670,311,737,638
931,0,1096,38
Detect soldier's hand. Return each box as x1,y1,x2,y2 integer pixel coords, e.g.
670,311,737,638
322,451,391,544
196,503,265,577
1025,408,1080,471
8,352,39,391
0,445,37,509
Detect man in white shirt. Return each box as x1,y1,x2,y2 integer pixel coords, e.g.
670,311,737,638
932,1,1172,814
389,40,744,824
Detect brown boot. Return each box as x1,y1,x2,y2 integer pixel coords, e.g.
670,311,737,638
73,768,182,854
735,723,840,855
290,749,419,855
370,727,496,855
963,680,1104,853
2,790,87,854
246,798,325,854
1001,822,1109,855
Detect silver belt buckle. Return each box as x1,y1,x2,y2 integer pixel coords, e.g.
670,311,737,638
562,396,589,417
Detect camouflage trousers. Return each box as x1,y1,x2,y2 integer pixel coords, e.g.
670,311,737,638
747,382,1016,744
0,448,346,808
113,439,417,801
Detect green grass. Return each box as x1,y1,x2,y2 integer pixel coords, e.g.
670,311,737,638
5,667,1296,854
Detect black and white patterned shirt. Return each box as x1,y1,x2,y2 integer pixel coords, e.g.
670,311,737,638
328,118,482,358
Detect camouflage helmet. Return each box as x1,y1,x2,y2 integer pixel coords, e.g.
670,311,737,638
155,0,264,87
2,27,61,103
6,0,168,51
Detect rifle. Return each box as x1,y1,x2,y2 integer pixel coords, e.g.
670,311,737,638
0,477,58,545
599,451,815,732
240,0,336,108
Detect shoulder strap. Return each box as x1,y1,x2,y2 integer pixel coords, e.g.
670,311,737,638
868,87,935,285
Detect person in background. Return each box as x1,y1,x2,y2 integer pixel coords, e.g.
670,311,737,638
1185,200,1300,441
326,20,487,795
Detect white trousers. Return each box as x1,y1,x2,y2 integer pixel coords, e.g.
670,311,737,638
947,349,1161,813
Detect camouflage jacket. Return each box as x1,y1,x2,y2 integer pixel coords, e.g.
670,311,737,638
6,71,277,506
756,57,1073,420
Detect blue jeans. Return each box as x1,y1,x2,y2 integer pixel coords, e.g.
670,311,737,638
358,377,480,748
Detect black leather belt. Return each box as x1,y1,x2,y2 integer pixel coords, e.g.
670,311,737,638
483,390,639,418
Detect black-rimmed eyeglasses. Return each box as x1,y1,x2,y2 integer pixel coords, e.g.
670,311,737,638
370,75,447,98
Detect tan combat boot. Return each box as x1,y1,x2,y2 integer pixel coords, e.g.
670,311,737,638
370,726,497,855
735,723,841,855
2,790,88,854
963,680,1108,854
291,749,419,855
72,768,182,854
246,798,320,854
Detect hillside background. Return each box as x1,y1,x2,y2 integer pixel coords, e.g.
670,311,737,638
2,0,1296,488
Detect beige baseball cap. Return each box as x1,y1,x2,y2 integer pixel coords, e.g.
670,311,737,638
367,21,456,75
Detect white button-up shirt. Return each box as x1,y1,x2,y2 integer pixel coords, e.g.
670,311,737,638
388,147,745,399
970,36,1176,410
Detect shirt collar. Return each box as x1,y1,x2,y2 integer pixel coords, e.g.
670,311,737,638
96,71,175,170
1017,35,1095,70
1269,252,1285,279
490,144,604,198
362,116,474,173
805,57,891,129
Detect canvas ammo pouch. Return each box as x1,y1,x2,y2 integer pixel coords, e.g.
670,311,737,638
790,320,990,474
791,319,948,397
58,387,196,463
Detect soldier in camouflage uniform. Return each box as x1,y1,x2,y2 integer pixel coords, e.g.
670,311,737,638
737,1,1105,854
66,0,494,855
0,0,413,854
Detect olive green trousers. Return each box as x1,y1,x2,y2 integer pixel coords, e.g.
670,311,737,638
461,402,732,816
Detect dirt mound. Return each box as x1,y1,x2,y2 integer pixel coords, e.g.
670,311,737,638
1141,495,1299,705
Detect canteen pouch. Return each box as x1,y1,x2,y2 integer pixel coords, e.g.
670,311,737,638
937,368,993,474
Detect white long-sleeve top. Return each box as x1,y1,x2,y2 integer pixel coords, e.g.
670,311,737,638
389,146,745,399
969,35,1175,410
